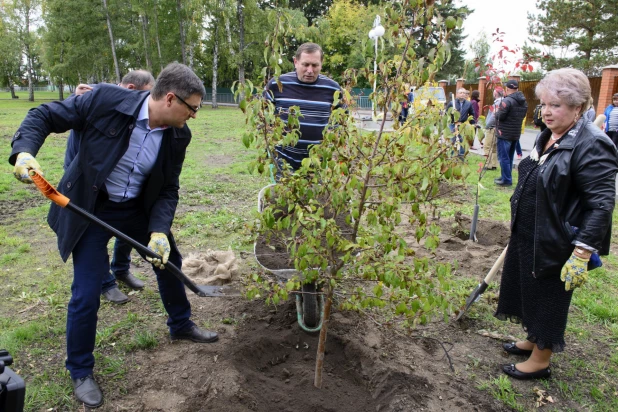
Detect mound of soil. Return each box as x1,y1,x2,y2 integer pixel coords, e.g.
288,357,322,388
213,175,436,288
114,297,509,412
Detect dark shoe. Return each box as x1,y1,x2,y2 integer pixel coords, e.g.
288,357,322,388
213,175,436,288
494,179,512,187
171,325,219,343
483,166,497,171
502,363,551,380
503,342,533,356
73,375,103,408
115,271,145,290
101,287,129,304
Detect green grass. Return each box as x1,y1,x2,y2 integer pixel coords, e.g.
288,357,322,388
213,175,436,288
477,375,526,411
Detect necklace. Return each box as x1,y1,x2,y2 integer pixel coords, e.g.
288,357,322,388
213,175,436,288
550,135,560,141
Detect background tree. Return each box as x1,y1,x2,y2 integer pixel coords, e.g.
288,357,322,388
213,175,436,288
0,10,22,98
463,32,490,83
528,0,618,75
10,0,41,101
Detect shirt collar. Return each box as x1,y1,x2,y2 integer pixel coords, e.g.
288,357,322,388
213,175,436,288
137,96,167,131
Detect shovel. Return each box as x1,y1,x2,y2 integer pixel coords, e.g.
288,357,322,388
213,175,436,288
455,246,507,321
29,171,240,298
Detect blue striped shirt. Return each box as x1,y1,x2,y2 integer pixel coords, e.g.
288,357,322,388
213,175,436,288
105,96,167,202
265,71,343,170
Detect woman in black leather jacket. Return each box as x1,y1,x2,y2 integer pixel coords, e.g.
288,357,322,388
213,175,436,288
494,68,618,380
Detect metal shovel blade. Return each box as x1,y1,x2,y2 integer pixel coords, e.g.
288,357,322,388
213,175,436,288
455,246,508,321
195,285,242,297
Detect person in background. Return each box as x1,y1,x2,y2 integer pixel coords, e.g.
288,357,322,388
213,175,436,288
495,68,617,380
494,79,528,187
603,93,618,146
483,87,504,170
515,118,525,160
470,90,481,123
10,63,218,408
65,70,156,304
265,42,343,175
583,96,595,122
445,88,475,158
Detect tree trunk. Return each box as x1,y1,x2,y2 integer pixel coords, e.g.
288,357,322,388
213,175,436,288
58,79,64,100
141,13,152,71
9,81,16,99
24,10,34,101
27,55,34,101
176,0,187,65
212,24,219,109
152,0,163,72
102,0,121,83
58,41,64,100
314,284,334,389
237,0,245,100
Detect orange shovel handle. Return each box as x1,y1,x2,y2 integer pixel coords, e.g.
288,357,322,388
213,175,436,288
29,170,70,208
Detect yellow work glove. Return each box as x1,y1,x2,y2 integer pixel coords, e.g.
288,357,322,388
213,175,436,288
560,253,589,291
146,232,170,269
13,152,44,183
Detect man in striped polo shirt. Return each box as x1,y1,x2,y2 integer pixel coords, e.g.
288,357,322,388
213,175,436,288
265,42,343,173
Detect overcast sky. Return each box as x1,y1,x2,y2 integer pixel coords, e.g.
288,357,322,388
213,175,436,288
459,0,540,59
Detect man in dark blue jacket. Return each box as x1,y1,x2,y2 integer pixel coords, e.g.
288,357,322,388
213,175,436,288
10,62,217,408
65,70,156,304
494,79,528,187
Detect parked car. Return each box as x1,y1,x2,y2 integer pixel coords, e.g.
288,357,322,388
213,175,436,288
411,86,447,109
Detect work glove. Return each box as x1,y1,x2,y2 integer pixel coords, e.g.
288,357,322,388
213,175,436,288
13,152,44,183
147,232,170,269
560,253,589,291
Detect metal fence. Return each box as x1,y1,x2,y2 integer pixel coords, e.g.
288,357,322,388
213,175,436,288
202,93,373,110
2,86,70,92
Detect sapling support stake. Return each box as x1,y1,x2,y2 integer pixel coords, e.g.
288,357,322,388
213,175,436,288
314,282,334,388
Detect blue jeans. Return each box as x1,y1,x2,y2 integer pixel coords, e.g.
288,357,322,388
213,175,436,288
515,140,522,157
101,239,133,293
66,199,193,379
497,139,517,185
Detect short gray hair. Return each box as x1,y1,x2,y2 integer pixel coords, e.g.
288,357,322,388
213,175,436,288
120,70,155,89
151,62,205,100
535,68,591,110
295,43,323,61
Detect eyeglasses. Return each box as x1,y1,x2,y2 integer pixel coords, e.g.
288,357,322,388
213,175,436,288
175,94,200,113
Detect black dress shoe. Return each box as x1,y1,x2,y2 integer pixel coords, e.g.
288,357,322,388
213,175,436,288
494,179,512,187
503,342,533,356
171,325,219,343
502,363,551,380
115,271,145,290
101,287,129,304
73,375,103,408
